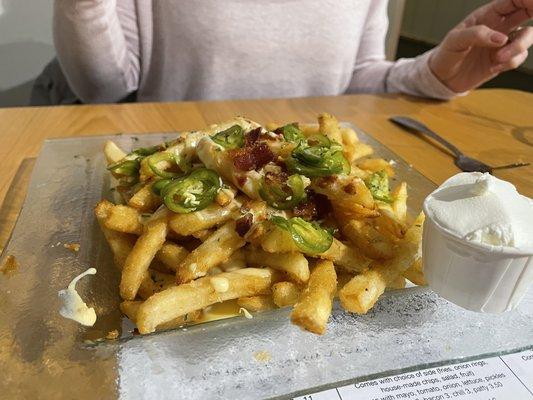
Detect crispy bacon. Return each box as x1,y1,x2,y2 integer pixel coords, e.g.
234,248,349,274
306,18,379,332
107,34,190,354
292,191,331,220
292,200,317,220
235,213,254,237
232,130,275,171
245,127,261,145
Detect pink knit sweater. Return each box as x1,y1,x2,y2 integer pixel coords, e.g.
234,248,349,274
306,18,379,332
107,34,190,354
53,0,459,103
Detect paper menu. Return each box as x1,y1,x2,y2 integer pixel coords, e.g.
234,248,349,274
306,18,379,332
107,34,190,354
295,348,533,400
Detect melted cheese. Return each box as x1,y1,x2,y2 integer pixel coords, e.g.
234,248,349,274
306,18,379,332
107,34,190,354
58,268,97,327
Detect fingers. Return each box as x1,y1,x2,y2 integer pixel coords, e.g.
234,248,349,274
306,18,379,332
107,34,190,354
492,50,529,73
469,0,532,33
443,25,508,53
494,26,533,62
491,0,533,18
497,9,531,32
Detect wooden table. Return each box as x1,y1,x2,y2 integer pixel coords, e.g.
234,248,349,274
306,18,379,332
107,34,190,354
0,89,532,250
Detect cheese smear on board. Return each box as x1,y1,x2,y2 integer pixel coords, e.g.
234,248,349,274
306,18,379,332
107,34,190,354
424,172,533,248
58,268,97,326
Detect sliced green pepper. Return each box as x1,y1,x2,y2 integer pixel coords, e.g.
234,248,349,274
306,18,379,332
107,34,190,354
162,168,221,213
211,125,244,149
132,145,161,157
271,216,333,254
279,123,306,144
151,179,173,196
285,135,350,178
365,170,392,203
148,152,181,179
259,174,306,210
107,159,140,177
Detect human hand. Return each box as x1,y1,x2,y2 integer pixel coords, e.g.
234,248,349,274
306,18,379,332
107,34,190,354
429,0,533,93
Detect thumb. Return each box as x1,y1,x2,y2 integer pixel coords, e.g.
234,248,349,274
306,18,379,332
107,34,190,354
442,24,508,57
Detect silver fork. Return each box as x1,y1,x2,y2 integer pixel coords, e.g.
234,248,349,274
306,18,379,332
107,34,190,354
390,116,530,173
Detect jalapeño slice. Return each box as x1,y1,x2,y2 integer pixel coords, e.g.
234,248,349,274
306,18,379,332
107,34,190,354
211,125,245,149
259,174,306,210
271,216,333,254
162,168,221,213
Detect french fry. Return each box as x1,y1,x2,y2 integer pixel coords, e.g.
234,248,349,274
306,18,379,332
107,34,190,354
336,271,354,293
95,200,155,300
387,275,406,290
219,249,246,272
120,216,169,300
191,229,214,241
339,212,424,314
237,295,276,312
291,260,337,335
137,268,276,333
374,208,406,241
121,301,201,330
392,182,408,225
168,201,238,236
357,158,395,177
244,247,309,284
318,113,343,144
128,184,161,212
342,219,396,260
319,239,370,273
258,223,369,273
104,204,143,235
296,123,318,138
339,263,391,314
155,241,189,272
149,269,178,292
176,221,246,283
351,142,374,160
104,140,127,165
403,259,426,286
312,175,378,220
271,281,300,307
340,127,359,163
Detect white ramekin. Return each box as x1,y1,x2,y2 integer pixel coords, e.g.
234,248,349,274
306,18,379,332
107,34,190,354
422,202,533,314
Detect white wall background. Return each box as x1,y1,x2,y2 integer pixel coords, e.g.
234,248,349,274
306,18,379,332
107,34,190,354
0,0,54,107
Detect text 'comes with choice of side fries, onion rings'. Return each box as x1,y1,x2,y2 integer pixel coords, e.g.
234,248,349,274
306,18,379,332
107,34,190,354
96,113,425,335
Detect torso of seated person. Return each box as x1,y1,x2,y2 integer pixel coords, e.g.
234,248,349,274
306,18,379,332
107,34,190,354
47,0,453,104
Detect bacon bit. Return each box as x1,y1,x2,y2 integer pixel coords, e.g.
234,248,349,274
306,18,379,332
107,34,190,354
235,213,254,237
293,192,331,220
245,128,262,145
231,128,276,172
232,142,275,171
313,192,332,219
293,200,317,220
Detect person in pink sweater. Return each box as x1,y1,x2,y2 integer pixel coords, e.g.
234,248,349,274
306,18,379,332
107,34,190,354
32,0,533,105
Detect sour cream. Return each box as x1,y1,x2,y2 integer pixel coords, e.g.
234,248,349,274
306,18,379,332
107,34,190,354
58,268,97,326
423,172,533,248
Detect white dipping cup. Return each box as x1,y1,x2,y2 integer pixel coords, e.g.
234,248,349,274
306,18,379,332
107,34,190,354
422,204,533,313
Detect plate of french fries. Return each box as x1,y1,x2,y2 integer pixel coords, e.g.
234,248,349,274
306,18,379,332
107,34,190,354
96,113,427,336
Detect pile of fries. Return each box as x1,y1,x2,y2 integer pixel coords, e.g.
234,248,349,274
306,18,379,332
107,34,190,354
96,113,425,335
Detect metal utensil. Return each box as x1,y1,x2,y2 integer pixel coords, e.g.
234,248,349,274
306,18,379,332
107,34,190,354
390,116,530,173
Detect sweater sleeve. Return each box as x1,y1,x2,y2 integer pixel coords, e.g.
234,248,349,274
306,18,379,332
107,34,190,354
53,0,140,103
345,0,463,100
